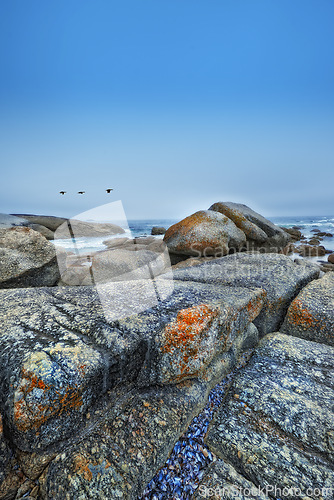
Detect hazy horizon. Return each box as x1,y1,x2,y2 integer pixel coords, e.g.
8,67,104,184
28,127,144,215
1,1,333,221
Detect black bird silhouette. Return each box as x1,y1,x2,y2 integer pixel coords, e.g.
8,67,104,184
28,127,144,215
59,191,66,195
77,191,85,195
106,188,113,193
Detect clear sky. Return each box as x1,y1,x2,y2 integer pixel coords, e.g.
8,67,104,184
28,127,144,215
1,0,333,220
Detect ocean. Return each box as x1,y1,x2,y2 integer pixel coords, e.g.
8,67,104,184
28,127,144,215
53,215,334,255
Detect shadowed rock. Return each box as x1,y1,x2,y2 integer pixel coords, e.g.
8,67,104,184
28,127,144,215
281,272,334,345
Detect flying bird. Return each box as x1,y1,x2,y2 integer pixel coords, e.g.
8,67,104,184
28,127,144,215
106,188,113,193
59,191,66,195
77,191,85,195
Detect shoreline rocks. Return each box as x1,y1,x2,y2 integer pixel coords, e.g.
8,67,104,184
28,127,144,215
281,272,334,345
209,201,289,252
163,210,247,258
0,208,333,499
202,333,334,499
0,227,60,288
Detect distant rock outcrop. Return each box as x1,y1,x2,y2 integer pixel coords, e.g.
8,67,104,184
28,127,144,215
151,226,166,235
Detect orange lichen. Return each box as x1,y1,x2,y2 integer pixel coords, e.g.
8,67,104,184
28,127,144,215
14,368,83,432
163,211,230,256
246,294,264,321
73,455,93,481
161,304,219,380
73,455,111,481
288,298,317,330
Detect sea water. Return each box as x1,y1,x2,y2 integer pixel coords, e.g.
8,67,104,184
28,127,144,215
52,215,334,255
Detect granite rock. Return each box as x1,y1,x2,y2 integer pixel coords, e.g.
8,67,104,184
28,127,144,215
0,227,60,288
163,210,246,258
281,272,334,345
209,202,289,252
205,333,334,499
55,219,125,239
91,247,170,283
0,278,263,452
39,381,214,499
194,460,269,499
151,226,166,235
12,214,69,232
162,253,319,336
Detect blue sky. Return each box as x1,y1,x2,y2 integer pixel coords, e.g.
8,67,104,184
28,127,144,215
1,0,333,219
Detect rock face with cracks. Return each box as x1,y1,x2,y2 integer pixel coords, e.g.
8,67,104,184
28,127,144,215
0,278,263,453
204,333,334,499
209,201,290,252
0,248,327,499
162,252,319,336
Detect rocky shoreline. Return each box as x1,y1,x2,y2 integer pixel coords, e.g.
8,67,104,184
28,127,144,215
0,204,333,499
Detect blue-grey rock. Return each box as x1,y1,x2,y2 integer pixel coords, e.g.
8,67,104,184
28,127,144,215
205,333,334,499
194,460,269,499
0,279,263,453
162,253,319,336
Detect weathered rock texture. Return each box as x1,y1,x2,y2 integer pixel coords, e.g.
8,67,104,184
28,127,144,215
209,202,290,252
0,280,263,454
281,272,334,345
163,210,246,257
205,333,334,499
162,253,319,336
194,460,269,499
0,227,60,288
151,226,166,235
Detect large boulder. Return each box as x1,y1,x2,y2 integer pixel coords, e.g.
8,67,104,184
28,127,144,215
91,247,169,283
162,253,320,336
204,333,334,499
0,279,263,453
28,223,55,240
0,227,60,288
163,210,246,258
280,272,334,345
209,202,290,252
